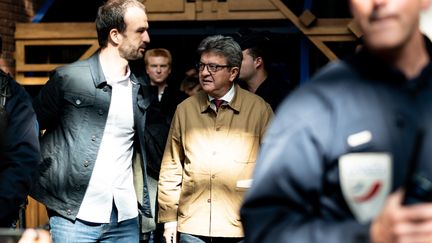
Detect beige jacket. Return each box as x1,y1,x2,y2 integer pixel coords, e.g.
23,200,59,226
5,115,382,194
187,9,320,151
158,84,273,237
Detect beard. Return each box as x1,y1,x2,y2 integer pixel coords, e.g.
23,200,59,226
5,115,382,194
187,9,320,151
119,42,145,61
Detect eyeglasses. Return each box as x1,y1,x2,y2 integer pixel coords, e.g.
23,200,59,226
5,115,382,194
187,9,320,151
196,62,232,73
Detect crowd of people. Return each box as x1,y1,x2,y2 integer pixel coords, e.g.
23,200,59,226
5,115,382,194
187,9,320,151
2,0,432,242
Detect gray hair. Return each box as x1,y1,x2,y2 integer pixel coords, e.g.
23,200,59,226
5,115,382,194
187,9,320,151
197,35,242,68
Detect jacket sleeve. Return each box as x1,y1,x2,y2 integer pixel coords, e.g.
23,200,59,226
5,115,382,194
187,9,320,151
157,109,184,223
0,79,40,226
32,70,63,130
240,110,370,243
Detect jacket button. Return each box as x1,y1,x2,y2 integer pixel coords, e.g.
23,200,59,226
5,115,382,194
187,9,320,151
98,109,104,115
75,99,81,105
207,199,211,203
211,175,216,179
103,87,108,92
66,209,72,215
84,161,89,167
91,135,96,141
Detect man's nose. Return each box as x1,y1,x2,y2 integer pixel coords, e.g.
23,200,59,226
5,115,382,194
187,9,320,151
143,31,150,43
373,0,387,6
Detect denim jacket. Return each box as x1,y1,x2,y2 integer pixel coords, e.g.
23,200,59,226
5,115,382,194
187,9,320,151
31,51,153,221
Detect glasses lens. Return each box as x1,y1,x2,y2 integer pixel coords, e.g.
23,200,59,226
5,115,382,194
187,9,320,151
196,63,203,71
208,64,217,72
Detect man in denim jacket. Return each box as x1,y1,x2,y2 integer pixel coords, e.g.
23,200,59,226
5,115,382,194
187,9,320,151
31,0,153,242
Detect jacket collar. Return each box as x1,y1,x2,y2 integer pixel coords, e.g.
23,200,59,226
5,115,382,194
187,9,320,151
87,49,145,88
198,84,242,113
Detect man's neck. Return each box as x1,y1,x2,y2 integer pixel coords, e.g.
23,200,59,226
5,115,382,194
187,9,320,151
378,32,429,80
247,69,268,93
150,81,168,94
99,47,129,79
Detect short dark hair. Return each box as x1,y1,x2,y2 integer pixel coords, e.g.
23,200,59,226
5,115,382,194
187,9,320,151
95,0,146,48
234,29,271,62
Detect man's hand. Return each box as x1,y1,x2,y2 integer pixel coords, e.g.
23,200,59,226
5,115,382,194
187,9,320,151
371,190,432,243
18,229,51,243
164,222,178,243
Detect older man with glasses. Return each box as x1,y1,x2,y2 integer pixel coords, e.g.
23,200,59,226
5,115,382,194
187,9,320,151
157,35,273,243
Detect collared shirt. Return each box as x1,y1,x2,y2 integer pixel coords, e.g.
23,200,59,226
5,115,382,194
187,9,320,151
77,67,138,223
208,84,235,112
158,84,273,237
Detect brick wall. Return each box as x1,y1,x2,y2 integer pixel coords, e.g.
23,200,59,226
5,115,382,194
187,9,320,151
0,0,34,75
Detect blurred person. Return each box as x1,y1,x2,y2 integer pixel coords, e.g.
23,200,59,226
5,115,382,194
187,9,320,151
179,75,201,97
241,0,432,242
157,35,273,243
236,30,292,111
31,0,153,242
0,34,40,228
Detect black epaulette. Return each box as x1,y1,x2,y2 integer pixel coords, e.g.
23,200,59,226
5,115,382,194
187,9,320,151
0,69,11,108
0,70,11,144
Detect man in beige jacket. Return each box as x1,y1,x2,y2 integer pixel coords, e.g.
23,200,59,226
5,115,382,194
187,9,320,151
158,35,273,243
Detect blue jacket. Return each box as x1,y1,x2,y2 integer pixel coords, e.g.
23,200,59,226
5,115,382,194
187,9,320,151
241,39,432,242
0,72,40,226
31,51,153,221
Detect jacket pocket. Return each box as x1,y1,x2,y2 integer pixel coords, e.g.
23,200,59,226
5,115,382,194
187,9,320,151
64,92,94,108
63,92,95,130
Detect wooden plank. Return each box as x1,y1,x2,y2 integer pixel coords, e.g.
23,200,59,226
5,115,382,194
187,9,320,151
15,23,96,40
147,2,195,21
227,0,277,11
313,35,357,42
145,0,185,12
309,37,338,61
25,197,48,228
15,41,25,69
212,11,285,20
16,75,49,85
80,42,100,59
15,39,97,46
269,0,357,60
16,64,60,72
269,0,304,31
16,77,48,86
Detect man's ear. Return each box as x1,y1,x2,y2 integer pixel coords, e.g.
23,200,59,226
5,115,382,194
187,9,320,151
229,67,239,82
109,29,121,45
255,57,263,69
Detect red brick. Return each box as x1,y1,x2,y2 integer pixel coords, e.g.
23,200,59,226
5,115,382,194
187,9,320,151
0,0,33,74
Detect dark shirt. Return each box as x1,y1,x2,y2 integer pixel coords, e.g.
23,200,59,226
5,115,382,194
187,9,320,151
240,74,292,111
255,75,292,111
145,82,187,178
159,84,188,121
241,39,432,243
